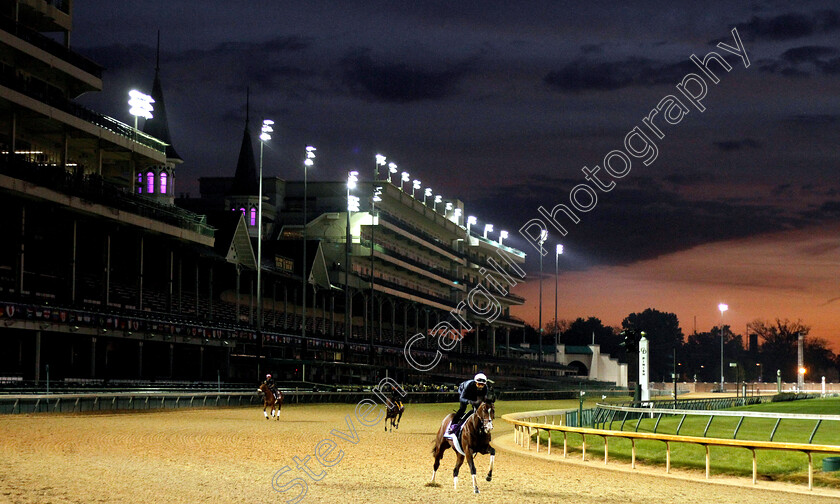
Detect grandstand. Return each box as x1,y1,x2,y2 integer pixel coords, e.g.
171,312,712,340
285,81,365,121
0,0,578,390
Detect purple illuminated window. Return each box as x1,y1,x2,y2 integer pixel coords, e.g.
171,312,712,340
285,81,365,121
159,172,167,194
250,207,256,226
240,207,246,217
137,173,143,193
146,172,155,194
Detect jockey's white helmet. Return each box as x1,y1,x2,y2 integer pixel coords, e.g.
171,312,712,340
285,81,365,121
474,373,487,384
266,374,271,379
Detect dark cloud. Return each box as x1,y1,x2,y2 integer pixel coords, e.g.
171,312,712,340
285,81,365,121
662,173,719,186
340,49,468,103
543,58,697,92
781,45,838,63
474,174,835,271
735,10,840,41
713,138,762,151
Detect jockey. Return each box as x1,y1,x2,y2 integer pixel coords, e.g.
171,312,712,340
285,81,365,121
388,385,403,410
447,372,491,434
263,373,278,398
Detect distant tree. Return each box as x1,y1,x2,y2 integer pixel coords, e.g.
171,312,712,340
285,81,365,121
559,317,625,362
622,309,684,382
749,318,810,382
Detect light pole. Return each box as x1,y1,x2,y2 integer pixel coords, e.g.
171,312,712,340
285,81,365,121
388,162,398,183
400,171,409,190
718,303,728,389
538,228,548,363
256,119,272,342
345,171,359,345
302,146,315,339
373,154,386,343
498,230,508,246
128,89,153,193
433,195,442,213
412,180,421,198
483,223,493,239
423,188,432,205
466,216,476,235
555,244,563,348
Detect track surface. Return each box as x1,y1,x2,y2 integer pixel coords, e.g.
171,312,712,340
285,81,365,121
0,400,837,503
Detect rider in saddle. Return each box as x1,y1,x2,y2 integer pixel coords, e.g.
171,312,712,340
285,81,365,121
447,372,491,435
388,385,403,411
263,373,278,399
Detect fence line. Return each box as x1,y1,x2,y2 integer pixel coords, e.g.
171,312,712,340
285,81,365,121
503,408,840,491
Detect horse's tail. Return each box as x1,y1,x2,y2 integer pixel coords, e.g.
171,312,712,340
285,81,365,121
432,413,452,456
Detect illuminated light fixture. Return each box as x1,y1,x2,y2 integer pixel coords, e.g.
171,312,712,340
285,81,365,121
347,195,360,212
423,187,433,205
128,89,154,120
260,119,274,142
347,170,359,190
412,180,421,198
388,162,398,183
484,223,494,239
466,215,477,234
499,230,509,245
557,243,564,255
400,171,410,190
373,186,383,203
375,154,387,180
305,146,316,166
433,195,442,212
539,228,548,244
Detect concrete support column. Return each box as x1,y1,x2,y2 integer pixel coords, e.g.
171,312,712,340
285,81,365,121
208,267,214,320
199,346,204,380
70,219,77,304
104,233,111,306
506,327,511,358
490,325,497,357
235,266,241,322
330,293,335,337
168,250,175,312
168,343,175,378
138,340,143,378
138,234,144,310
18,205,25,294
90,337,96,378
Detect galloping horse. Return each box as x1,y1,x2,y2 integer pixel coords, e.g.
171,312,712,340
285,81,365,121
430,399,495,493
257,383,283,420
384,400,405,432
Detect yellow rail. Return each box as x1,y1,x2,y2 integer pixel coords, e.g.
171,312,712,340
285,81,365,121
502,409,840,490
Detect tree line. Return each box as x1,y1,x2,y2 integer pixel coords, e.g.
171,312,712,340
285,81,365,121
523,308,839,383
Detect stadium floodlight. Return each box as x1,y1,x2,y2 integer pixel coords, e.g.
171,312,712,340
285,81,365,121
483,223,494,239
260,119,274,142
412,180,421,198
499,230,509,245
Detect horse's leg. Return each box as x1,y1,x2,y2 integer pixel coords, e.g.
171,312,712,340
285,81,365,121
464,448,481,493
263,404,268,419
431,436,448,483
396,411,402,429
452,452,465,490
486,445,495,482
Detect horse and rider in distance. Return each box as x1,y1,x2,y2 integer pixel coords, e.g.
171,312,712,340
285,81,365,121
430,372,496,494
257,373,284,420
384,384,405,432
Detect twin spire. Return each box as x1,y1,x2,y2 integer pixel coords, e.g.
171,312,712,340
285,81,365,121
142,31,182,163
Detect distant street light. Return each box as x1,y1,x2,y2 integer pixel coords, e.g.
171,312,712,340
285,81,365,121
538,228,548,363
555,244,563,347
718,303,728,388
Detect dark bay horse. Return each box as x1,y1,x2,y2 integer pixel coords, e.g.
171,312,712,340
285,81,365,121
430,399,495,493
385,400,405,432
257,383,283,420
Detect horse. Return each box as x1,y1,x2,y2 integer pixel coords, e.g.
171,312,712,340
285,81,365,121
384,400,405,432
257,383,283,420
430,399,495,494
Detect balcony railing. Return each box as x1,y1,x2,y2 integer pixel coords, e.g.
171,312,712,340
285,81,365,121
0,68,166,155
0,158,215,238
0,15,102,78
377,211,465,260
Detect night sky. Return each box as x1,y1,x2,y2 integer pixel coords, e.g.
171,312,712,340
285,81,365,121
71,2,840,349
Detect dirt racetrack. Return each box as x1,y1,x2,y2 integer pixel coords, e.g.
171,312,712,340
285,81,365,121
0,399,838,504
